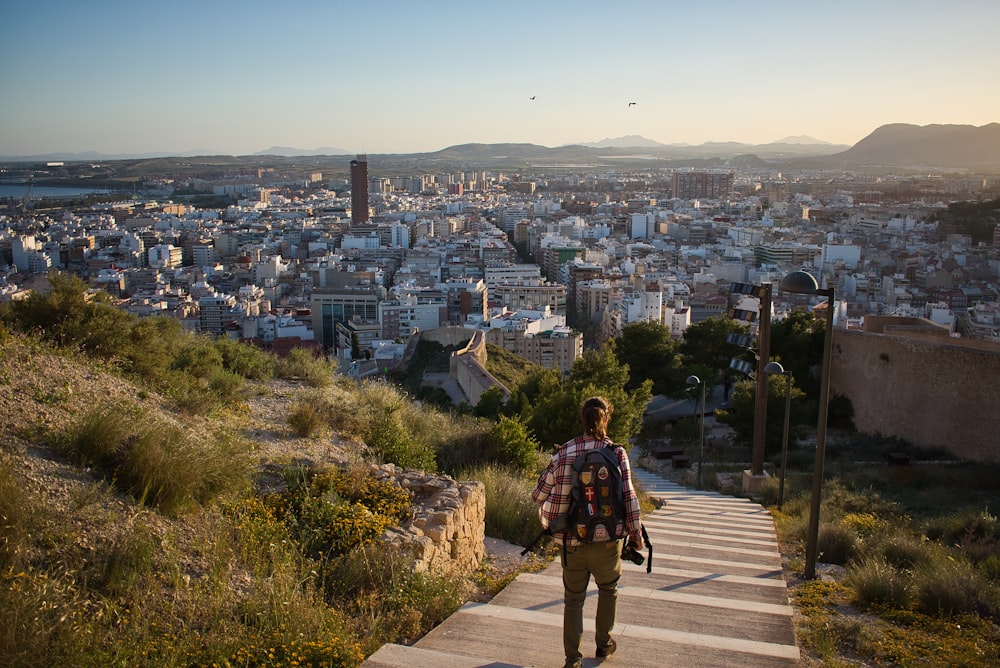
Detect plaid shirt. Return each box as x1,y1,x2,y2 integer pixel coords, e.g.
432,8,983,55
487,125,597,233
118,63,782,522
531,435,642,546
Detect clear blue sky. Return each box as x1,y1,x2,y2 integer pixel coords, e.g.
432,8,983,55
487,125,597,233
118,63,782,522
2,0,997,156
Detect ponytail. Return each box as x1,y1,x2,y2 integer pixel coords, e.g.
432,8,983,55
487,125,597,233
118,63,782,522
580,396,612,440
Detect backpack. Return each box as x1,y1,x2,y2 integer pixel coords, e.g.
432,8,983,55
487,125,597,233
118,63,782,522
522,440,653,572
564,441,626,543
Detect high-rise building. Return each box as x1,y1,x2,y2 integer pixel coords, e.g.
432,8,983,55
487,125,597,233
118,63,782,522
672,171,734,199
350,154,369,225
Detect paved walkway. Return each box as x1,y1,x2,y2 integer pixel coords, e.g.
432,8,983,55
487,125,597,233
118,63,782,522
644,385,729,423
363,467,800,668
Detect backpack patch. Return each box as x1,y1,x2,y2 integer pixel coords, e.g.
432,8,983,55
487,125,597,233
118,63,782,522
565,444,626,543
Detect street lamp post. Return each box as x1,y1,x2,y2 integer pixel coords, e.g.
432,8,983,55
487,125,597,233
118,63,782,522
751,283,773,478
686,374,706,489
764,361,793,510
778,270,835,580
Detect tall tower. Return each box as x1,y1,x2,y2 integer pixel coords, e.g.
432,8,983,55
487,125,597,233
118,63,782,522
350,154,369,225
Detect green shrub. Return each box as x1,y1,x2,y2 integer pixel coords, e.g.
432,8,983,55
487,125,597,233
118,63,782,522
214,336,276,380
819,478,891,517
925,507,998,544
288,400,326,437
487,415,541,472
875,533,933,570
298,499,390,558
981,555,1000,582
267,465,410,560
848,555,911,609
0,456,42,571
365,403,436,471
313,466,411,521
225,496,301,578
464,463,542,546
58,403,134,468
914,557,998,618
278,348,333,387
120,423,251,513
817,522,858,565
841,512,889,539
1,272,134,358
321,546,466,652
60,407,250,513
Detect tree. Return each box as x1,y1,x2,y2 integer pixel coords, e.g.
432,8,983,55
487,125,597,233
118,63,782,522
2,271,133,357
613,321,683,395
715,372,809,450
929,198,1000,244
474,386,506,420
525,370,582,448
570,347,630,391
526,347,651,448
680,317,751,374
770,310,826,402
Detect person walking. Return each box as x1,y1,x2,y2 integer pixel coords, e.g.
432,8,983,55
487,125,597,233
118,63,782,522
531,396,643,668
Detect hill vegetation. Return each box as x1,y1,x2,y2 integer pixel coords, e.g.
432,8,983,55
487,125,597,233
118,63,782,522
0,276,543,667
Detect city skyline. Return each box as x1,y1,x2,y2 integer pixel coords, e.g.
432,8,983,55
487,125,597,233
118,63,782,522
2,0,998,158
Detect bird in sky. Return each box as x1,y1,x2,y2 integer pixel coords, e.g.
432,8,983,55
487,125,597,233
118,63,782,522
628,102,636,107
530,96,536,100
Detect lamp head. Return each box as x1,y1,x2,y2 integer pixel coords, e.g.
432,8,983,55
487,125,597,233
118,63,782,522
779,270,819,295
685,375,701,386
763,361,785,375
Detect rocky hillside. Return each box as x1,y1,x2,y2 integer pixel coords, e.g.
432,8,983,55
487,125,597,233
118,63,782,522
0,334,536,666
0,335,361,599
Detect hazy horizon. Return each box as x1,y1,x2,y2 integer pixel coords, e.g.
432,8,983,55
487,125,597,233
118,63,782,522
0,133,853,160
2,0,997,157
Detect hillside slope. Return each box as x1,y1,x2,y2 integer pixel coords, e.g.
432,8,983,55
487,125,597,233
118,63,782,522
0,333,538,667
828,122,1000,168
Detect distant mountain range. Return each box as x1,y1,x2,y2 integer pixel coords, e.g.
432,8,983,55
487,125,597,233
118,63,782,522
826,123,1000,168
579,134,838,150
2,124,998,170
415,124,1000,170
253,145,351,157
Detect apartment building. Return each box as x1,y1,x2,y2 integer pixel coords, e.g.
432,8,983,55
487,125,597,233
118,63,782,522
492,279,567,315
672,171,734,199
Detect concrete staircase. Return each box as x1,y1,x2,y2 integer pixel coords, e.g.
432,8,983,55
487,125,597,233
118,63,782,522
363,468,800,668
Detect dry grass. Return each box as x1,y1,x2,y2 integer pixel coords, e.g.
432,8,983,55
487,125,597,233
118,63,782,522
0,334,530,667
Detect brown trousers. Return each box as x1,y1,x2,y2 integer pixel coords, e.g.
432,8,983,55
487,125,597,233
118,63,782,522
561,539,622,661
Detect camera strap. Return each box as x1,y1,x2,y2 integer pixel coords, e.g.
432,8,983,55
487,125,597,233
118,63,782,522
641,523,652,573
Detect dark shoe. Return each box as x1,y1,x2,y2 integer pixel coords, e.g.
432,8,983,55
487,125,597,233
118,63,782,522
563,659,583,668
596,637,617,658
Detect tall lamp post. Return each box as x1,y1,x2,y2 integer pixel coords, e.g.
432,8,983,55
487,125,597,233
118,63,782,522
764,361,792,510
750,283,773,479
686,374,706,489
778,270,835,580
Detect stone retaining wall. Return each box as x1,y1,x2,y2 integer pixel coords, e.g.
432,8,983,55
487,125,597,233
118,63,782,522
831,329,1000,462
371,463,486,574
451,329,509,406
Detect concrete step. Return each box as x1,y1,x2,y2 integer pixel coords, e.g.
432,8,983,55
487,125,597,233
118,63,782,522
366,600,800,668
361,469,800,668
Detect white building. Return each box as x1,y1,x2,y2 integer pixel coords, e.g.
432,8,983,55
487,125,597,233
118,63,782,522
148,244,182,268
483,263,542,292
